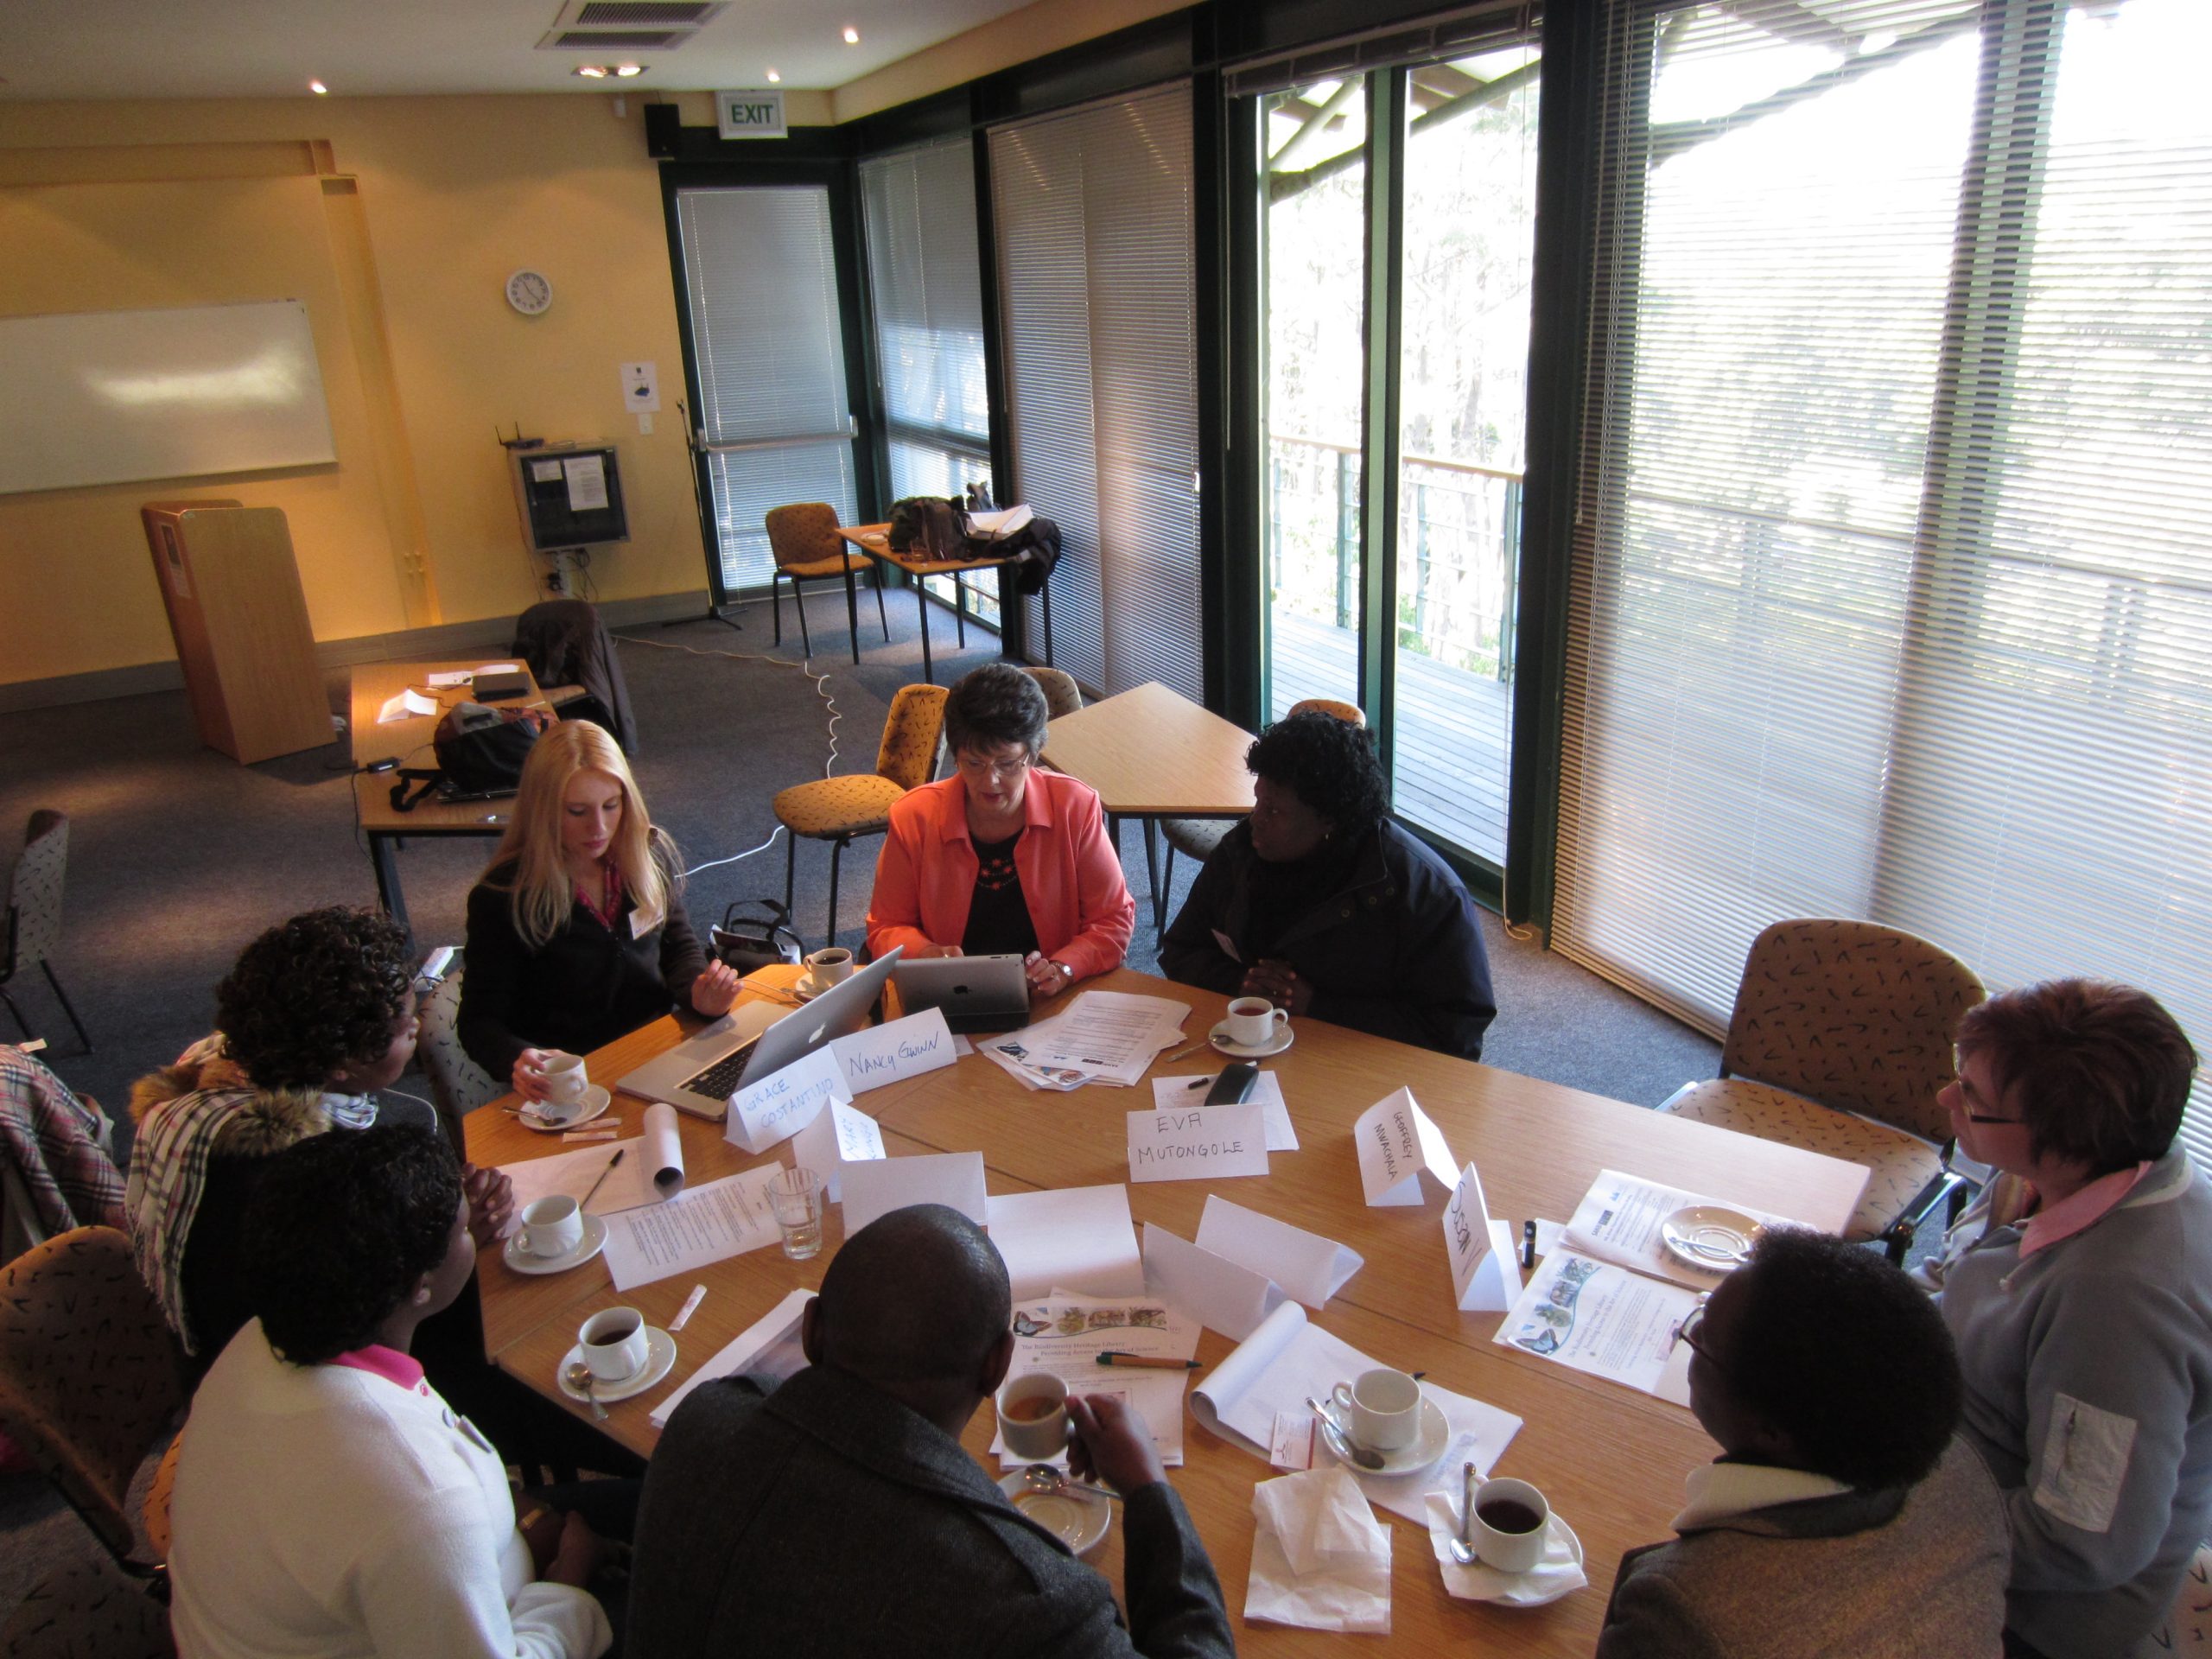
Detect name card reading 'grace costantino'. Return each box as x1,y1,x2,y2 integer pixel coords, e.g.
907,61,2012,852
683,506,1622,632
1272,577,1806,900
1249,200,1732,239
1126,1102,1270,1183
724,1046,851,1155
1353,1086,1460,1207
830,1007,957,1096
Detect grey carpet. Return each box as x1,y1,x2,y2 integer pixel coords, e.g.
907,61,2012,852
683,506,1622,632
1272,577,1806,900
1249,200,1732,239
0,584,1720,1619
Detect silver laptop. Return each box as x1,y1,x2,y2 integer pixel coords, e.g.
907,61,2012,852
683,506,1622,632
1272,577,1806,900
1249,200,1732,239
893,953,1032,1034
620,948,902,1119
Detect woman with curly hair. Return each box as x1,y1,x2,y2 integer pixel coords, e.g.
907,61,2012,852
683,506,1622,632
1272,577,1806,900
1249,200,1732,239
128,906,513,1369
1160,710,1497,1059
460,719,739,1103
170,1127,615,1659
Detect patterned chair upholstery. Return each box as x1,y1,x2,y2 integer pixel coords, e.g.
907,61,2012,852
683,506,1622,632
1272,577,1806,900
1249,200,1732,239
0,1227,188,1570
416,966,501,1147
765,502,888,664
1023,666,1084,721
1660,918,1986,1253
3,810,92,1054
141,1435,181,1564
772,683,949,950
0,1554,174,1659
1160,699,1366,900
2137,1541,2212,1656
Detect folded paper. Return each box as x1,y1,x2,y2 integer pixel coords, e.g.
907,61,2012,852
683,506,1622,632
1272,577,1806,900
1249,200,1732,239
1354,1086,1459,1206
791,1098,886,1203
1245,1466,1392,1634
1142,1222,1286,1341
1127,1099,1269,1183
838,1151,988,1236
1197,1194,1362,1309
1443,1161,1522,1313
830,1007,957,1095
986,1184,1145,1300
724,1046,851,1154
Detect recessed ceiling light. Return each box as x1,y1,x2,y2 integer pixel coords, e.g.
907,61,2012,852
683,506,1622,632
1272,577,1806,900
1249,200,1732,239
574,64,609,79
842,26,860,43
614,64,645,78
308,79,328,95
765,68,782,83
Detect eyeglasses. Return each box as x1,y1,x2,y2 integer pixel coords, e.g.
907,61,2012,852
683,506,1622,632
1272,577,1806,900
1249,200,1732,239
1671,1295,1725,1370
956,750,1033,783
1949,1050,2022,1126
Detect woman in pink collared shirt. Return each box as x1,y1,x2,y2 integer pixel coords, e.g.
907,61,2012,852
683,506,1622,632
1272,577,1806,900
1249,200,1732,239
867,664,1134,998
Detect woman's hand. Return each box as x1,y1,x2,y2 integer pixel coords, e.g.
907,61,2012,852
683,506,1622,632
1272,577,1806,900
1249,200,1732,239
511,1048,556,1103
1240,958,1313,1017
690,959,741,1016
540,1510,604,1589
912,943,963,960
462,1162,517,1247
1025,952,1074,998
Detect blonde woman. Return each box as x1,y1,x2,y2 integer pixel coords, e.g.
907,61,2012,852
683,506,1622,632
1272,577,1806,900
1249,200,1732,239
459,721,739,1101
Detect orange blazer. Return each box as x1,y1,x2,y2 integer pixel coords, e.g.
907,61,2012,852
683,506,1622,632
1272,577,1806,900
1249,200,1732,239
866,772,1135,981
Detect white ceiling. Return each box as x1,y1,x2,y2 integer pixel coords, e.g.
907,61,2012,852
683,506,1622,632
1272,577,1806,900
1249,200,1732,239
0,0,1038,102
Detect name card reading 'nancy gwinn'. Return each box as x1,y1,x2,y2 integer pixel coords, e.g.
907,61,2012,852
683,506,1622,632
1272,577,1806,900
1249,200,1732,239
724,1046,851,1155
830,1007,957,1096
1126,1101,1270,1183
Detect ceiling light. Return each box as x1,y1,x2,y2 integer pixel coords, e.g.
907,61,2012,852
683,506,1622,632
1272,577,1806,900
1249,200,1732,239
308,79,328,95
842,26,860,43
765,68,782,83
574,64,609,78
614,64,645,78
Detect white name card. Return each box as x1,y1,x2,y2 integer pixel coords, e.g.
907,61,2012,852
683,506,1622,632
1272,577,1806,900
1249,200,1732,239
1142,1222,1286,1341
791,1098,887,1203
1195,1195,1363,1309
830,1007,957,1095
723,1046,850,1154
1353,1086,1459,1207
839,1151,988,1236
1444,1161,1522,1313
1127,1102,1269,1183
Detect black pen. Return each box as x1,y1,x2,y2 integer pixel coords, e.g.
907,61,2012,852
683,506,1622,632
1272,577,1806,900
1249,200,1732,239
1522,1219,1537,1270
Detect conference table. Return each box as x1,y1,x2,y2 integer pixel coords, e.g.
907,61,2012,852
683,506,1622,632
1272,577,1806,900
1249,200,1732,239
465,968,1868,1655
348,658,549,947
1041,682,1258,931
836,520,1055,683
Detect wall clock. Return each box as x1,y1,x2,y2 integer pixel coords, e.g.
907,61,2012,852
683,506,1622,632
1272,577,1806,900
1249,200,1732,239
505,269,553,316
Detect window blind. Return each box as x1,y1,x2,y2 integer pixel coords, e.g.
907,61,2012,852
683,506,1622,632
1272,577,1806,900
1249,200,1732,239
860,139,993,505
1556,0,2212,1167
989,85,1203,698
676,186,856,595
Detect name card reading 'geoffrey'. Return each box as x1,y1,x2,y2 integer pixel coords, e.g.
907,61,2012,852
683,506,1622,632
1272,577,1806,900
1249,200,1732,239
724,1046,851,1154
1127,1102,1270,1183
1353,1086,1460,1207
830,1007,957,1095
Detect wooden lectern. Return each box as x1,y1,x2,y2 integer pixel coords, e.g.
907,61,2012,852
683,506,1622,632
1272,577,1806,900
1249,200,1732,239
141,501,331,765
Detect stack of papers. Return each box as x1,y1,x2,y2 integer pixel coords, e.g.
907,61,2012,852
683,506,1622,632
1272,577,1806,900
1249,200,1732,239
981,990,1188,1090
991,1292,1198,1468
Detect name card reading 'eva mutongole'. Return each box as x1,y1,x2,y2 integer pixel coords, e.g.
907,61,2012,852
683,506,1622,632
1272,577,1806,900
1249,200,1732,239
1126,1101,1270,1183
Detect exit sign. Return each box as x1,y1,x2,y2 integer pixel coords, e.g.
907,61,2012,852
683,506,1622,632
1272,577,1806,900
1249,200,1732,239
715,90,787,140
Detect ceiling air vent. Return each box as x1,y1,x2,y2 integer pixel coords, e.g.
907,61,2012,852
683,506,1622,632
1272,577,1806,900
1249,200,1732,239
538,1,726,53
576,2,719,22
545,29,690,48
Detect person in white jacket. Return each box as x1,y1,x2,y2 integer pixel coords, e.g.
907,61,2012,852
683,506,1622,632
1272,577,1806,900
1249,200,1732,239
169,1124,613,1659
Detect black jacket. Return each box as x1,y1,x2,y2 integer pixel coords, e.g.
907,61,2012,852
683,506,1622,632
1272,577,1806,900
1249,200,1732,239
457,857,705,1077
1160,818,1497,1061
628,1365,1235,1659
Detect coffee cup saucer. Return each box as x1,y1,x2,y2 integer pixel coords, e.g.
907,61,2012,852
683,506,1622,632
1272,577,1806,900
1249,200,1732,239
1210,1020,1295,1059
999,1466,1111,1556
520,1084,612,1133
502,1212,608,1275
1433,1510,1586,1606
1316,1395,1450,1478
557,1326,677,1405
791,971,844,1001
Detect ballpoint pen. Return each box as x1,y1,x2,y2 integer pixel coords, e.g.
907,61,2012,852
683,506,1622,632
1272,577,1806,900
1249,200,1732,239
579,1147,625,1209
1096,1351,1202,1370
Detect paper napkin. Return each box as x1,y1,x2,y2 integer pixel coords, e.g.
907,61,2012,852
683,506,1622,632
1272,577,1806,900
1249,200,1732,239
1244,1466,1392,1634
1423,1491,1588,1604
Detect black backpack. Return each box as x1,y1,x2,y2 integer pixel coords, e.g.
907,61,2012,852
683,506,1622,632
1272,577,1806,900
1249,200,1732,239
389,702,550,811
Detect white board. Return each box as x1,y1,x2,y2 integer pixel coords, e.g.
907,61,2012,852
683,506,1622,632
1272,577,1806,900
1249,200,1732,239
0,300,337,496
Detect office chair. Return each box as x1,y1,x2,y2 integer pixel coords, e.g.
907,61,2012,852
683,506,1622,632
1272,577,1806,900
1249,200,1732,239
766,503,889,664
3,811,92,1054
1159,700,1364,900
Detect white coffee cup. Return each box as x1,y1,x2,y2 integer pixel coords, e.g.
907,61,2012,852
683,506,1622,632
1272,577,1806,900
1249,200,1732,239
805,946,854,987
1471,1477,1550,1575
579,1306,649,1383
541,1051,588,1107
1331,1367,1422,1452
996,1371,1070,1461
517,1195,584,1258
1226,995,1290,1049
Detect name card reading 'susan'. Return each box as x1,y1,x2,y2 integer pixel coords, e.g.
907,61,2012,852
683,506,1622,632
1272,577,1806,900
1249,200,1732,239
1126,1102,1270,1183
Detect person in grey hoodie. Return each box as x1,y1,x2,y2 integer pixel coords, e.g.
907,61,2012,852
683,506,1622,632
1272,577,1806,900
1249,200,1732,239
1936,978,2210,1659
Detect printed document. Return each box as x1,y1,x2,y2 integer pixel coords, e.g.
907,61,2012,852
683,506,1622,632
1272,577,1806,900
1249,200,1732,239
1563,1168,1796,1289
990,1293,1197,1468
601,1164,783,1291
1495,1249,1697,1405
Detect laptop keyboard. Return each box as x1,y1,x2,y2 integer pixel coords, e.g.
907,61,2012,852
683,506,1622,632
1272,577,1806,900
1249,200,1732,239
681,1040,759,1099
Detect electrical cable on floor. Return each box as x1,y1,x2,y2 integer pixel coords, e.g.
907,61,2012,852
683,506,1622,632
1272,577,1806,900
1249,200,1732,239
616,629,844,875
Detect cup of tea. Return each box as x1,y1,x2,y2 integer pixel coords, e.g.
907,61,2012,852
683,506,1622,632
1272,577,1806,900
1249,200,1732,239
1226,995,1289,1049
579,1306,649,1383
804,947,854,987
518,1195,585,1259
1471,1477,1550,1575
540,1051,589,1109
996,1371,1070,1461
1330,1367,1422,1452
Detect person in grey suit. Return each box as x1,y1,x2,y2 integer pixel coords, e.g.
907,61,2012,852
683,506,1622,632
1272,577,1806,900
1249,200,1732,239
626,1204,1235,1659
1597,1228,2010,1658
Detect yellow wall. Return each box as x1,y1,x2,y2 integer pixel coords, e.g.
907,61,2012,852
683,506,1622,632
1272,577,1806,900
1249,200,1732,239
0,94,704,686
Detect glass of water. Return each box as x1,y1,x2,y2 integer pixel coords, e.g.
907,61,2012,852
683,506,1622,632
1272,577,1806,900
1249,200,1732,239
769,1166,825,1261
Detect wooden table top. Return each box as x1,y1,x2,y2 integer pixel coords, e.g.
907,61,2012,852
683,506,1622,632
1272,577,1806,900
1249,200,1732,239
1041,682,1258,818
465,969,1869,1656
349,659,548,835
836,520,1027,576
